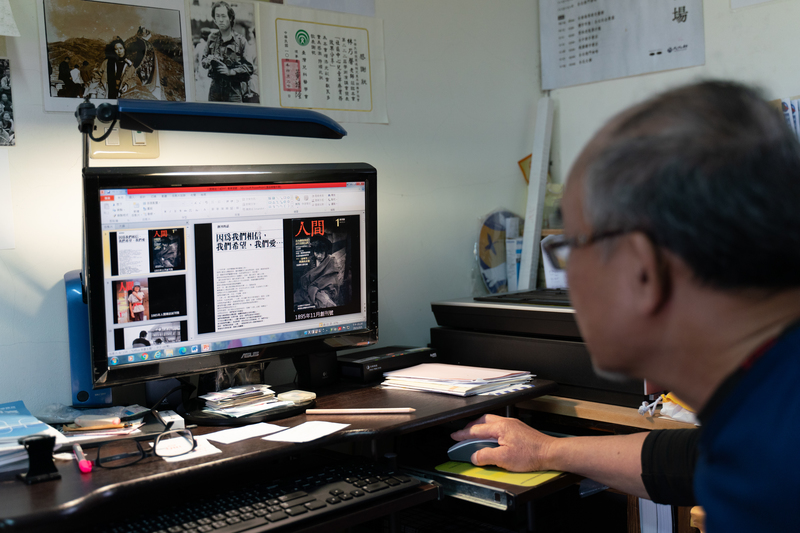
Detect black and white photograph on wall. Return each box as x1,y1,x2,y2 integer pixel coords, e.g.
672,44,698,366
38,0,191,112
0,58,14,146
190,0,259,103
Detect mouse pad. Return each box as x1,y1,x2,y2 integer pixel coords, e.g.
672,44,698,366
435,461,562,487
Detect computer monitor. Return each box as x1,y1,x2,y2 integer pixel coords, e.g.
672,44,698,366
81,163,378,399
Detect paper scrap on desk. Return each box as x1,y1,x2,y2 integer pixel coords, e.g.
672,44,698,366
263,421,348,443
435,461,563,487
206,423,287,445
162,436,222,462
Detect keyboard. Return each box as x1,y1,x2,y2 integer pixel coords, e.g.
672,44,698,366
474,288,570,306
95,455,420,533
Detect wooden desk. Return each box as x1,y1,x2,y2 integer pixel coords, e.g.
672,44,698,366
0,379,557,533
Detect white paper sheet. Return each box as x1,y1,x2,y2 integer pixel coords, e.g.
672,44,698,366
205,422,287,444
540,0,705,90
0,149,12,249
263,421,348,443
0,0,19,37
162,436,222,462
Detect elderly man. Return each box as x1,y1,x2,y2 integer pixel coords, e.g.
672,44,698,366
451,81,800,531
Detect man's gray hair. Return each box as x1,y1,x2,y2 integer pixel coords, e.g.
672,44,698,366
583,80,800,290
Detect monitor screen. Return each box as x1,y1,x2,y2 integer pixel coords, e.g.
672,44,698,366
82,163,378,389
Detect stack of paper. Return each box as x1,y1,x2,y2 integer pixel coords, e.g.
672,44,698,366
0,401,67,472
60,420,145,440
381,363,533,397
200,384,294,418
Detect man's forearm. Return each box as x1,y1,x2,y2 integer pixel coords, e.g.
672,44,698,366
545,432,649,498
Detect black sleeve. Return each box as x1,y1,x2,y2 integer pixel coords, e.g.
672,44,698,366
640,428,700,506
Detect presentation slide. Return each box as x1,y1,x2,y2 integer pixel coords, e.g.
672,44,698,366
211,219,286,332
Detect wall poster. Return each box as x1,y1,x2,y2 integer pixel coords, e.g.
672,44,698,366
539,0,705,90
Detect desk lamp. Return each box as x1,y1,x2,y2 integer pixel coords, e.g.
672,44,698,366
75,98,347,167
68,98,347,407
73,96,348,288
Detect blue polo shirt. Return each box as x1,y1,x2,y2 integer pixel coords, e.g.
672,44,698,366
694,324,800,531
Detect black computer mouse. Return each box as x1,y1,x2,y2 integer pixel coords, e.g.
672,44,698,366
447,438,500,462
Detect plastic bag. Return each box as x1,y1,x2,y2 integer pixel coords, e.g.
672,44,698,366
639,392,699,426
34,403,131,425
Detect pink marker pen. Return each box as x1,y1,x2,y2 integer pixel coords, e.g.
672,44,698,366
73,443,92,473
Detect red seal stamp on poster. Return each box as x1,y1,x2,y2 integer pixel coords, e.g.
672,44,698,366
282,59,301,92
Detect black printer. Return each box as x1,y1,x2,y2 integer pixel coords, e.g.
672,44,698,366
430,291,656,408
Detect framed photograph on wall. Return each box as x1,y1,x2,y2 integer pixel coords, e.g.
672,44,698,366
0,58,14,146
37,0,192,112
190,0,260,104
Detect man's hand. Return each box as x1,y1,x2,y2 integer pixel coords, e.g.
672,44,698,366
215,63,231,76
453,414,652,498
450,414,556,472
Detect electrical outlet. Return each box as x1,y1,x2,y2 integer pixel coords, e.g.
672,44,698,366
89,119,159,159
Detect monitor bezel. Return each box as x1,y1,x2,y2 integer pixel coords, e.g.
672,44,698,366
82,163,378,389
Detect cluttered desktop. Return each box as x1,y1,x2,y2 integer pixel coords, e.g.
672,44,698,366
0,161,563,533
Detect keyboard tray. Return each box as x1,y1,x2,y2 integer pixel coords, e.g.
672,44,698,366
92,452,430,533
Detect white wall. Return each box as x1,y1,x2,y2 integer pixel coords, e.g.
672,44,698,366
0,0,542,414
549,0,800,184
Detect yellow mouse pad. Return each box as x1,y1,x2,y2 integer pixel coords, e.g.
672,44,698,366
435,461,563,487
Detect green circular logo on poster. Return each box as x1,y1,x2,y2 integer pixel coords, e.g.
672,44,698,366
295,29,310,46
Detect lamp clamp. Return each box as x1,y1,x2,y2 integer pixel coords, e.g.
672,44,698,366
75,98,119,142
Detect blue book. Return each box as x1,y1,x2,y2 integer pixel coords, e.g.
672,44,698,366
0,401,49,444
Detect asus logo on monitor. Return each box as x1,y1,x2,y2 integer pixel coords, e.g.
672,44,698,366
241,352,260,359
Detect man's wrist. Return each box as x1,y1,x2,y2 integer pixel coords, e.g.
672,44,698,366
538,434,561,471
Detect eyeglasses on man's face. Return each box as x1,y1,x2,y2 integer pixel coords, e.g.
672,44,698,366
95,427,196,469
542,229,631,272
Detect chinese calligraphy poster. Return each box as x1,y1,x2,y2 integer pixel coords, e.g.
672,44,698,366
539,0,705,90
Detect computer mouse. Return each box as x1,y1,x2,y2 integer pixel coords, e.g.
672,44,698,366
447,438,500,462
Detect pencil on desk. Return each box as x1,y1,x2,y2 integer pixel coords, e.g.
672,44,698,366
306,408,416,415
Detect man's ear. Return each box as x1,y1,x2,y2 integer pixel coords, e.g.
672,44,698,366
626,232,671,315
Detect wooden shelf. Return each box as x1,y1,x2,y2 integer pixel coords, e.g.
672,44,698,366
516,395,696,431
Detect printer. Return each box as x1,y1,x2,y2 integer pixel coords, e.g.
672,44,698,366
430,295,658,408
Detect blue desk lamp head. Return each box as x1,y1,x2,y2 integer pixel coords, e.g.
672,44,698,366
75,98,347,142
